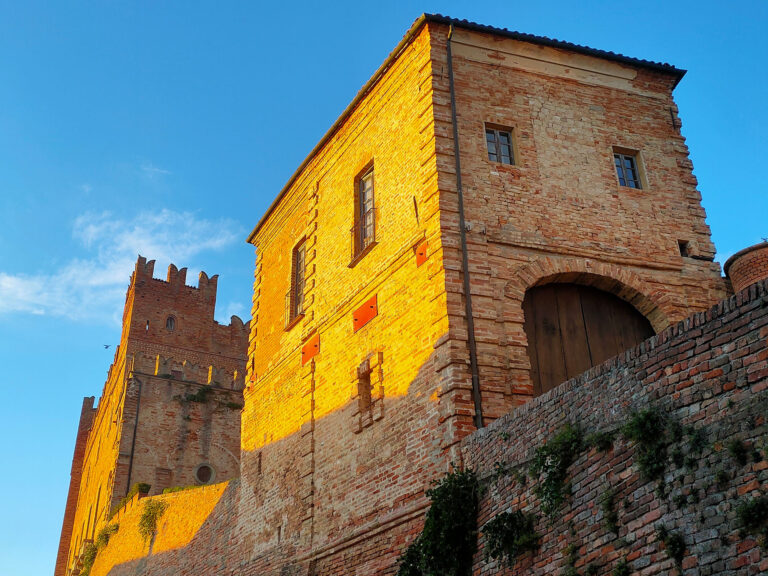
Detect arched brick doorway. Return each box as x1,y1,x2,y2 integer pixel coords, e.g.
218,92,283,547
523,283,654,396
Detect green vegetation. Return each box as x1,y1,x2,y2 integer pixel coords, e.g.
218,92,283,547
95,523,119,549
600,488,619,534
109,482,151,519
184,386,213,403
737,495,768,546
80,542,98,576
621,408,669,482
586,430,615,452
656,525,685,567
561,542,579,576
728,439,749,467
396,469,479,576
715,468,731,490
138,499,168,541
612,559,630,576
482,510,540,568
530,424,583,517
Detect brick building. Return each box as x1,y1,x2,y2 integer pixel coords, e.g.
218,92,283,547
55,256,248,576
237,13,726,572
65,14,766,576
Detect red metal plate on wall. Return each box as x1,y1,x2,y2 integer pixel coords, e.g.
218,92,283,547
353,294,378,333
415,239,428,267
301,332,320,365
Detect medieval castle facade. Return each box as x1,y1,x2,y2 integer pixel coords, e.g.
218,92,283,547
57,14,768,576
55,257,248,576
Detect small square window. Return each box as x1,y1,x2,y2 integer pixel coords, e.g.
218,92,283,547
614,152,642,189
485,126,515,165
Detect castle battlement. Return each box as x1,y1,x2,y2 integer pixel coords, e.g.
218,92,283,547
130,255,219,303
126,352,246,390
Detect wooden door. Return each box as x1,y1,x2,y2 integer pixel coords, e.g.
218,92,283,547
522,283,654,396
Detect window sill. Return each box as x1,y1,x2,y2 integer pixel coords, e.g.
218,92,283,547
348,241,378,268
617,184,645,193
284,313,304,332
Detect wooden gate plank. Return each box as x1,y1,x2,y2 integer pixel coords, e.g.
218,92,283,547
531,285,568,395
555,285,593,380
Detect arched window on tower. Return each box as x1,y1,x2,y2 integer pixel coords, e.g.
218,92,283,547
166,316,176,331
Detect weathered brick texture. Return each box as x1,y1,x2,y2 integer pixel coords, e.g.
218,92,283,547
430,23,726,420
462,279,768,575
725,242,768,294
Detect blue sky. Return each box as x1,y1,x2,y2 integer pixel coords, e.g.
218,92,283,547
0,1,765,574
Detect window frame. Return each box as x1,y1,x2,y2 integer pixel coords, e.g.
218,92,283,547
350,164,377,266
285,238,306,329
612,148,645,190
484,124,516,166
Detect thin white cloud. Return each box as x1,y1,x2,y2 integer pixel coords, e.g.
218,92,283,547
0,210,243,323
140,162,172,178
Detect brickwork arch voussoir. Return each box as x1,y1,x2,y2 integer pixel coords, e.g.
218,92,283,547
504,257,673,332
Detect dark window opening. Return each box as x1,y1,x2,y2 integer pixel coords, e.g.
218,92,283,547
357,359,372,415
485,127,514,165
166,316,175,331
614,152,641,188
678,240,690,257
351,166,376,261
286,240,306,327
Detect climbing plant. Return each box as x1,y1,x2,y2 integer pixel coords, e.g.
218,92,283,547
138,499,168,541
396,469,479,576
482,510,540,568
529,423,583,517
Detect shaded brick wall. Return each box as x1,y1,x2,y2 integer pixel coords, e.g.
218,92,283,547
430,25,727,422
462,279,768,575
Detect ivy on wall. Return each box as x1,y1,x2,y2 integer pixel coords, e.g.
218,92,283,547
397,469,479,576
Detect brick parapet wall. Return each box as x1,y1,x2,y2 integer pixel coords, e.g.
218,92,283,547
90,482,231,576
725,242,768,294
461,278,768,575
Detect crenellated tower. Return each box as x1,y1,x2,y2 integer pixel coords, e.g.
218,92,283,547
55,255,249,576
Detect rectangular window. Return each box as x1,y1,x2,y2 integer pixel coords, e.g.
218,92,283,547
485,127,514,165
614,152,641,189
285,240,305,327
351,166,376,262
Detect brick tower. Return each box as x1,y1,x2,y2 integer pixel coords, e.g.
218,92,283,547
55,256,248,576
